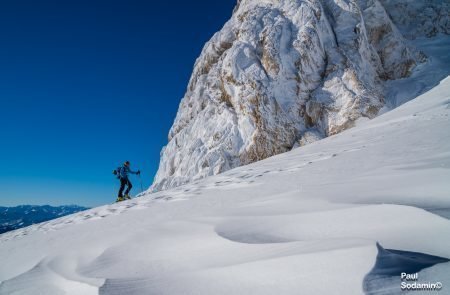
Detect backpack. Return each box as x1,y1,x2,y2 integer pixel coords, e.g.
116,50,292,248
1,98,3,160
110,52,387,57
113,167,123,179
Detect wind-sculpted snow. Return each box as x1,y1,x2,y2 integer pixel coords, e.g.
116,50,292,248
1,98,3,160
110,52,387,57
363,244,450,294
0,77,449,294
150,0,450,191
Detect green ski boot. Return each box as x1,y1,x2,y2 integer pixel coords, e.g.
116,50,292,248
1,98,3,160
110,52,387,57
124,194,131,200
116,196,125,203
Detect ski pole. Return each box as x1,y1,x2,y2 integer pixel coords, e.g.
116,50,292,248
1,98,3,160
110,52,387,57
139,174,144,193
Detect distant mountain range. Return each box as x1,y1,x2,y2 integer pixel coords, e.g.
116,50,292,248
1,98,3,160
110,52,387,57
0,205,89,234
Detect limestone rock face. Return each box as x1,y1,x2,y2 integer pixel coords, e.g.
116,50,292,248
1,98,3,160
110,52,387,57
378,0,450,39
151,0,447,191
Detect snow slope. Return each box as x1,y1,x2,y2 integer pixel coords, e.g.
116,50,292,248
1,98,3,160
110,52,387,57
0,77,449,294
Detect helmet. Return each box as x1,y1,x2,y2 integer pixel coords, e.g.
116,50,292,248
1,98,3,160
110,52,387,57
124,161,130,166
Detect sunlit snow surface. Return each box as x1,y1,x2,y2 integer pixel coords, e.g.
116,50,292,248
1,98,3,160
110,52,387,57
0,76,449,293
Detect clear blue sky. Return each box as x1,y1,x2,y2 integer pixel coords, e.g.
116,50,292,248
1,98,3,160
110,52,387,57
0,0,236,207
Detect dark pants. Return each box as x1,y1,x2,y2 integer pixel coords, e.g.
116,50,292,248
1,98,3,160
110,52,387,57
118,177,132,197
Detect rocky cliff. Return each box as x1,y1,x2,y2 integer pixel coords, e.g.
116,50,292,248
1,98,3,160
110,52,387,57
151,0,448,191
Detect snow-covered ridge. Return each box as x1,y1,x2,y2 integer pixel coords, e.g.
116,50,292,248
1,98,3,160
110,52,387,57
0,76,449,294
151,0,448,191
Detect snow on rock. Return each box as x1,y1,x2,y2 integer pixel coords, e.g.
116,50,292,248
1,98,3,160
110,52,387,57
378,0,450,39
0,76,449,295
151,0,448,191
292,128,324,148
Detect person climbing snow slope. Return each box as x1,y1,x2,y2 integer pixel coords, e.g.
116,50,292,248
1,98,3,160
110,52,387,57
113,161,140,202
